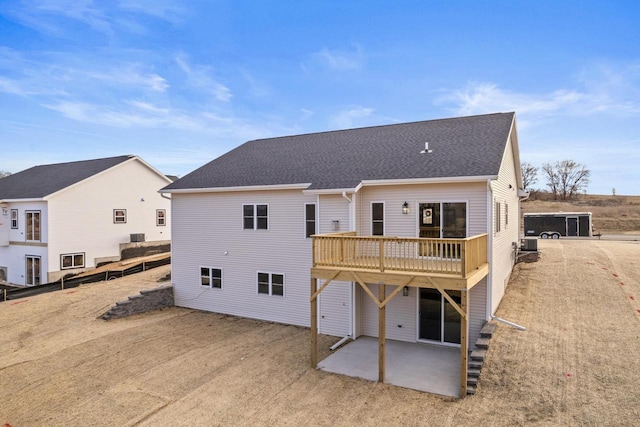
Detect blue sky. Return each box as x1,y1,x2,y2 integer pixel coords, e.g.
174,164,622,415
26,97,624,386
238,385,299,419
0,1,639,195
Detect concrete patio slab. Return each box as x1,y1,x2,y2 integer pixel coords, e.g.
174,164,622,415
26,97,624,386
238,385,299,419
317,336,461,397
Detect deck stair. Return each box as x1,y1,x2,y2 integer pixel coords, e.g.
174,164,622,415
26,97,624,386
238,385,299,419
466,321,497,395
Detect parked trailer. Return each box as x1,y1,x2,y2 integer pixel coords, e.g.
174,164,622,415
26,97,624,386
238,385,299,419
523,212,593,239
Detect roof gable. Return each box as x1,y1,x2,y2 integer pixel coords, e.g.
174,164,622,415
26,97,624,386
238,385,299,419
0,155,133,200
164,112,516,192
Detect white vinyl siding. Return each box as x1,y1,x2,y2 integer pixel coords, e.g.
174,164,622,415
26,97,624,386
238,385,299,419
317,194,352,337
359,284,417,342
172,190,315,327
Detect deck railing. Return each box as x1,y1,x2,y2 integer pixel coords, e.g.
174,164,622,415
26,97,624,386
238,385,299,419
312,232,488,278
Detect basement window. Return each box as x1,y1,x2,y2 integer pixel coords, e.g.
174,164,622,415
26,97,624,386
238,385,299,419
201,267,222,289
61,253,85,269
258,272,284,296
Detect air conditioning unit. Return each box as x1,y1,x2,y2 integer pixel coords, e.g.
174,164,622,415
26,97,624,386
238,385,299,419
0,266,7,282
520,238,538,252
130,233,145,243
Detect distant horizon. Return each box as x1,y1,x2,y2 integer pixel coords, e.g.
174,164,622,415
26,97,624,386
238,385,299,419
1,1,638,195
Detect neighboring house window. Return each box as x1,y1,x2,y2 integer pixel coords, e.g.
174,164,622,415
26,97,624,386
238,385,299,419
305,203,316,238
11,209,18,229
61,253,85,269
243,204,268,230
25,211,41,241
114,209,127,223
201,267,222,289
258,272,284,296
495,202,502,232
156,209,166,226
372,202,384,236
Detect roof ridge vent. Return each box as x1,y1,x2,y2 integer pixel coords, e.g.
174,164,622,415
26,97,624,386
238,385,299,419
420,142,433,154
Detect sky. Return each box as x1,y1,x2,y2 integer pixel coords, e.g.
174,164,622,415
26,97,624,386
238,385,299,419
0,1,639,195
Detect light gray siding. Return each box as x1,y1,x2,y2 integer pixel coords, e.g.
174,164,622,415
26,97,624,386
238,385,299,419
171,190,316,327
489,131,521,315
318,194,351,336
359,284,417,342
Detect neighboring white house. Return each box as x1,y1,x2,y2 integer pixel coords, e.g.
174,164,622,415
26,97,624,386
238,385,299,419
0,155,173,285
162,112,525,395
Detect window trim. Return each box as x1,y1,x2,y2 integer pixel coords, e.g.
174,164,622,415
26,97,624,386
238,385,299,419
156,209,166,226
371,201,385,236
495,201,502,233
257,271,285,297
505,202,509,228
11,209,18,229
305,203,317,238
200,266,223,289
25,210,41,241
113,209,127,224
61,252,85,269
243,203,269,230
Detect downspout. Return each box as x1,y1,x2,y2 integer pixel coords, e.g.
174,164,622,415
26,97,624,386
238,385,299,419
486,179,495,321
160,193,171,200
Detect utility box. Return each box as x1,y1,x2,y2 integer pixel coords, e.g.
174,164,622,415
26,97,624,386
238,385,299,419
130,233,145,243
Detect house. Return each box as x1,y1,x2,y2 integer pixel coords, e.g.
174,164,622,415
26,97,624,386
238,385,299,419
162,112,525,397
0,155,172,285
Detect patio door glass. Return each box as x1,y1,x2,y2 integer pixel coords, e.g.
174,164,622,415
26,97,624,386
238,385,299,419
419,288,461,344
418,202,466,238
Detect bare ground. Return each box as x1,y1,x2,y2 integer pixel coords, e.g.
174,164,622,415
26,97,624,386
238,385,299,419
1,240,640,426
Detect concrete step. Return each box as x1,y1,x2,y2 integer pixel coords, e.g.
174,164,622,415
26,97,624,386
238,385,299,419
468,368,481,378
467,377,478,386
475,337,490,350
480,322,497,338
469,360,483,370
470,349,487,362
467,385,476,395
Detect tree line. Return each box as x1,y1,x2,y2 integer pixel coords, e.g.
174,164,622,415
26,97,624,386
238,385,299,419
522,160,590,201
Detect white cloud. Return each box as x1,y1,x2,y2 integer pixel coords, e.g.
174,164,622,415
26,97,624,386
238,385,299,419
330,106,374,129
311,46,364,71
175,56,232,102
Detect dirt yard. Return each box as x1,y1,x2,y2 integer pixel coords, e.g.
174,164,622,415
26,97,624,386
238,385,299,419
1,240,640,426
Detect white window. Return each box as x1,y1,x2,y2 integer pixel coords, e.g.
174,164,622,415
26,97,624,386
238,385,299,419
156,209,166,226
25,255,41,286
243,204,268,230
257,272,284,296
495,202,501,232
201,267,222,289
61,253,85,269
371,202,384,236
114,209,127,223
11,209,18,229
305,203,316,238
26,211,41,241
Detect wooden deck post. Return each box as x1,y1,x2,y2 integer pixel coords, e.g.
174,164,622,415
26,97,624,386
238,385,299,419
378,283,386,383
311,278,318,368
459,289,468,398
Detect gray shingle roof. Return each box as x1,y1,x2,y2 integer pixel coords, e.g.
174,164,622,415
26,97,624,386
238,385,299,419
163,112,515,191
0,155,133,200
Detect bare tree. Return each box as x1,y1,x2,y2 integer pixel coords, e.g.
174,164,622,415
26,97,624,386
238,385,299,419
541,160,590,200
521,162,538,192
0,170,11,179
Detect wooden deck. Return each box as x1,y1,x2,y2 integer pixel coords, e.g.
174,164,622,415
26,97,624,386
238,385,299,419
312,232,488,289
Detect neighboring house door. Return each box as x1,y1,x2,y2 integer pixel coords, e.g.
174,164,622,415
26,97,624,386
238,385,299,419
25,255,41,286
567,217,579,236
418,288,461,345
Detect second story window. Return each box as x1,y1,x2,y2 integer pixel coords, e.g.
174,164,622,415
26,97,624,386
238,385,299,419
305,203,316,238
114,209,127,224
156,209,166,226
372,202,384,236
26,211,41,241
243,204,268,230
11,209,18,229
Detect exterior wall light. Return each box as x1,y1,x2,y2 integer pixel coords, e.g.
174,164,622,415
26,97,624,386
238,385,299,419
402,201,409,215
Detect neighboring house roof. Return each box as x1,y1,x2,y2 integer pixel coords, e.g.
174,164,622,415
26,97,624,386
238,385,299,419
0,155,133,200
163,112,516,192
